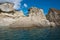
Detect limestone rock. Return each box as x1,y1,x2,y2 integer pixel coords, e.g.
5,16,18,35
0,2,54,28
50,22,56,27
9,17,35,27
10,16,51,28
0,18,16,26
46,8,60,26
28,7,46,19
0,2,14,12
28,7,51,27
10,7,51,28
14,10,25,18
0,2,25,27
0,10,24,27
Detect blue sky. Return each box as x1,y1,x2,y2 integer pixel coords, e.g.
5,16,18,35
20,0,60,15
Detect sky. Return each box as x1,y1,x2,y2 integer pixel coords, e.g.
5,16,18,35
21,0,60,15
0,0,60,15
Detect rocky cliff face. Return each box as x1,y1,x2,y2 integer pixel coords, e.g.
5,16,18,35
0,2,24,27
46,8,60,26
10,7,53,28
0,2,55,28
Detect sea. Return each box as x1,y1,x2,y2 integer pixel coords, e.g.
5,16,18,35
0,27,60,40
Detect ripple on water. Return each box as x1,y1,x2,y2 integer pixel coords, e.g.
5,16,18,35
0,27,60,40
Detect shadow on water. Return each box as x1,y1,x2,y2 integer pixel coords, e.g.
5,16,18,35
0,26,60,40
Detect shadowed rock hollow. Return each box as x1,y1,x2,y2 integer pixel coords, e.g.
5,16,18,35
46,8,60,26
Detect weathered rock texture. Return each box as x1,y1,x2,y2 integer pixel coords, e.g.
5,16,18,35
0,2,24,27
28,7,46,19
0,2,14,12
46,8,60,26
10,7,51,28
0,11,24,27
0,2,55,28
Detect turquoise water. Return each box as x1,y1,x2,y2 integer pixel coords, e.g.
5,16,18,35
0,27,60,40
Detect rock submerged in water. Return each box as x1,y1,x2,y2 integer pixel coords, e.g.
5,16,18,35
0,2,56,28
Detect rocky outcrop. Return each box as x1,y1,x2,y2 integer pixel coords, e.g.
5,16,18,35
0,10,24,27
10,7,52,28
28,7,46,19
46,8,60,26
0,2,55,28
0,2,14,12
0,2,24,27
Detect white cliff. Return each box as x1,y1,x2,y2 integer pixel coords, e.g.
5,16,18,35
0,2,55,28
10,7,52,28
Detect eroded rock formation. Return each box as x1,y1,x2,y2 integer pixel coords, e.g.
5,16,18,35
10,7,51,28
0,2,14,12
0,2,24,27
28,7,46,19
46,8,60,26
0,2,55,28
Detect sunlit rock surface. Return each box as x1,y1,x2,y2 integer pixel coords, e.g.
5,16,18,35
0,10,24,27
0,2,14,12
0,2,55,28
28,7,46,19
10,7,51,28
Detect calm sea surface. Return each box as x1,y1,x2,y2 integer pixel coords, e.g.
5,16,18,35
0,27,60,40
